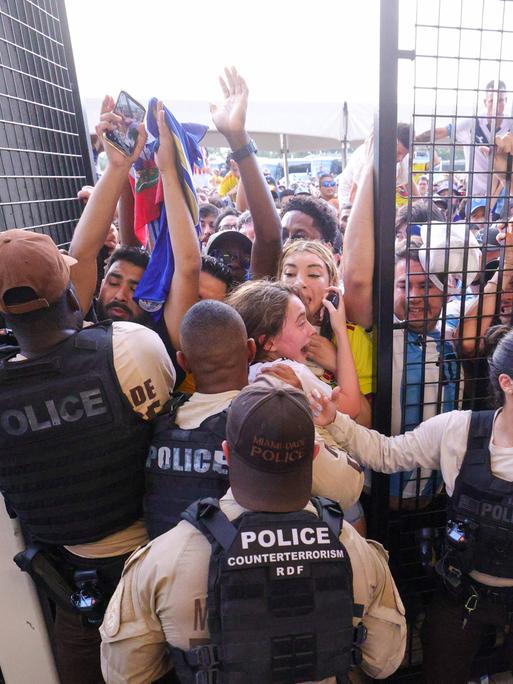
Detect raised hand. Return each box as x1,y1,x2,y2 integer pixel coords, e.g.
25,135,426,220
154,101,177,175
260,363,302,389
306,334,337,372
210,67,249,147
308,388,341,426
322,287,347,338
96,95,147,169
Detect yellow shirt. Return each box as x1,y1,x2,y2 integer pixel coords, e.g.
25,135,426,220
307,323,374,396
346,322,374,395
218,171,238,197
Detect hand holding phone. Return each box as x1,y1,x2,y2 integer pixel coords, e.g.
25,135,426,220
104,91,146,158
319,291,340,340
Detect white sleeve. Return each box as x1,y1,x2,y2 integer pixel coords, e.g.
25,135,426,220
112,322,175,420
325,410,457,473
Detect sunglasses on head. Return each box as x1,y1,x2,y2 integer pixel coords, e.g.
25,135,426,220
321,180,337,188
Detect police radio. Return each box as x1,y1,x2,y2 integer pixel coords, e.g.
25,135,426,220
447,520,469,549
70,569,106,625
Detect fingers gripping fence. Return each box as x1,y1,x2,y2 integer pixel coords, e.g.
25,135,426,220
374,0,513,678
0,0,94,247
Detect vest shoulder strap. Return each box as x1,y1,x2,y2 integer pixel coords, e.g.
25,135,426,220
74,321,112,352
181,497,237,550
310,496,344,537
152,393,192,435
198,409,228,441
463,410,495,468
169,392,192,421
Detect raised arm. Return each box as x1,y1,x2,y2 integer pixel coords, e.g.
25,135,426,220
210,67,282,278
456,225,513,357
154,102,201,350
414,124,451,144
117,175,141,247
323,290,361,419
342,159,375,329
70,96,147,313
309,389,447,475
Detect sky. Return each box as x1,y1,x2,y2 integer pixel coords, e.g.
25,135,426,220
65,0,513,139
65,0,381,104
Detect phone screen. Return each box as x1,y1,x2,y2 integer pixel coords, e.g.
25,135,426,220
104,91,146,157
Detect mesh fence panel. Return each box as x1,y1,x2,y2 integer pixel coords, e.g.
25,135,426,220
374,0,513,677
0,0,94,247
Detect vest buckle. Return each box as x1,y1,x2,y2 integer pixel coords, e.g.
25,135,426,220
354,622,367,646
197,499,221,520
195,671,220,684
187,644,220,669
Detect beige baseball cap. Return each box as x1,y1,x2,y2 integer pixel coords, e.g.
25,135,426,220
0,230,77,315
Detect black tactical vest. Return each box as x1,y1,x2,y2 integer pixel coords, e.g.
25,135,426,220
144,397,229,539
0,323,152,545
448,410,513,578
171,497,362,684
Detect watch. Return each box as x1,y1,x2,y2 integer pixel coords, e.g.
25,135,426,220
231,138,258,163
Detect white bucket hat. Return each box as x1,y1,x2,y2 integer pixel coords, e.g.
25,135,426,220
418,223,482,294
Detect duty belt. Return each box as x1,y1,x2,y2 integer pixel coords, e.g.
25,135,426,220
469,579,513,605
437,557,513,605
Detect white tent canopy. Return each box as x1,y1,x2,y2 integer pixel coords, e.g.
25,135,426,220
82,98,374,152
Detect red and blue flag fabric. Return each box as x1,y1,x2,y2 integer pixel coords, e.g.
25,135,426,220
133,97,208,318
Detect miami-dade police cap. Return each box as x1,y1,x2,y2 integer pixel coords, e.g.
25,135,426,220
226,384,315,513
0,230,77,315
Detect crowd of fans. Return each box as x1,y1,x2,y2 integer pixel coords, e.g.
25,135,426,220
4,67,513,683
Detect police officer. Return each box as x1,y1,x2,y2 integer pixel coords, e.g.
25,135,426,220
309,327,513,683
101,384,406,683
0,230,174,683
144,299,365,539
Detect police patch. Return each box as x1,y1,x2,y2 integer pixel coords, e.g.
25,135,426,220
224,521,345,580
102,580,123,638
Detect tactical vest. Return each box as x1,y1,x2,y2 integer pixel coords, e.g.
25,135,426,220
171,497,364,684
447,410,513,578
144,397,229,539
0,323,151,545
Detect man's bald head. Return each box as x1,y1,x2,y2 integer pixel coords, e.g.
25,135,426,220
179,300,252,390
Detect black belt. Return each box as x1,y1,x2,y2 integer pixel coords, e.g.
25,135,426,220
14,544,129,625
468,577,513,605
436,556,513,606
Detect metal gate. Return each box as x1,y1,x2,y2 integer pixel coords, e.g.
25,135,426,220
0,2,94,681
373,0,513,678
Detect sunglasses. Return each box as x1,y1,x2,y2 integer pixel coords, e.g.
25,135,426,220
321,180,337,188
210,248,251,271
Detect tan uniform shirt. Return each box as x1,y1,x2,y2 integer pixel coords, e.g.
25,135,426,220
175,382,364,513
66,322,175,557
325,408,513,587
100,490,406,684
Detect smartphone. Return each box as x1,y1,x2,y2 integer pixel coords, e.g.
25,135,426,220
319,291,339,340
104,91,146,157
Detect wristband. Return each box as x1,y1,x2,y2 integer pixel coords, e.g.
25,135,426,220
231,138,258,163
